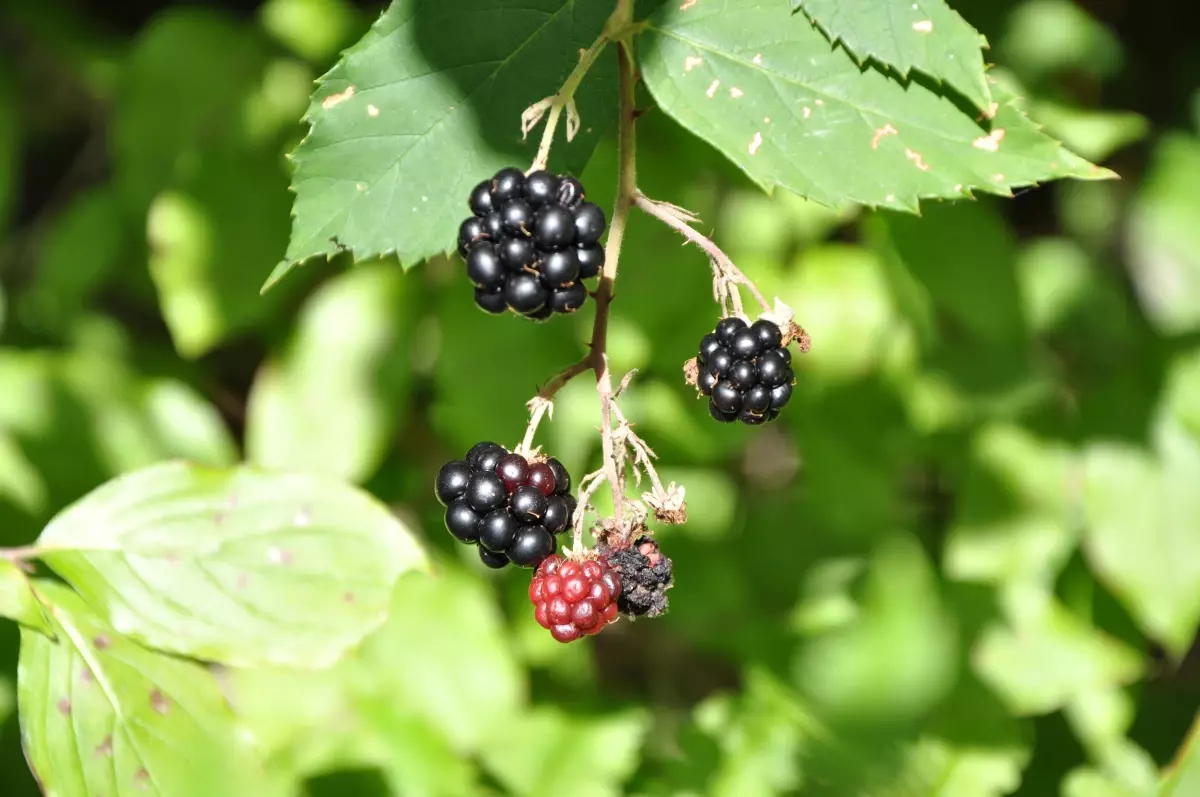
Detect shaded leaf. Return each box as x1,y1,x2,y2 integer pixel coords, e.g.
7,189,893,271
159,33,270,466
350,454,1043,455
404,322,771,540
1160,711,1200,797
792,0,992,111
246,263,414,483
35,461,428,668
638,0,1110,213
17,581,263,797
275,0,617,290
0,559,51,635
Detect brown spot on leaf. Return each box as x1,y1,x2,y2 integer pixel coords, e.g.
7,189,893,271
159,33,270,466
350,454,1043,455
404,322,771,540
81,667,93,684
93,634,110,650
343,592,356,603
973,129,1005,152
236,572,249,590
268,547,294,565
871,123,898,149
150,690,170,715
321,85,356,110
134,768,150,790
95,736,113,758
905,148,930,171
57,697,70,716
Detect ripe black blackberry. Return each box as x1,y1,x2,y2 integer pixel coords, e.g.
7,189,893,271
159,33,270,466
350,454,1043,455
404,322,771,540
693,317,795,424
434,442,577,569
456,167,606,320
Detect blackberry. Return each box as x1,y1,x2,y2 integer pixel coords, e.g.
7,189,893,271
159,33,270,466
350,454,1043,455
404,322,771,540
529,555,621,643
601,536,673,618
434,444,575,569
692,317,796,425
455,167,606,319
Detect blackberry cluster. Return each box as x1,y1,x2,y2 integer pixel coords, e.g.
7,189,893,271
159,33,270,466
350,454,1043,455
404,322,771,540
434,442,577,570
529,554,621,643
456,167,607,320
602,536,673,618
695,317,794,425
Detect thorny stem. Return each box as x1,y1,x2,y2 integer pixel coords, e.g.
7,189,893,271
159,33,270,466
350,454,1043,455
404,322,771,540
588,37,638,536
633,191,773,317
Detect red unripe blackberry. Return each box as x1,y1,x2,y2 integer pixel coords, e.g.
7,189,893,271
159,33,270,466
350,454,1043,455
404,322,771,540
529,554,621,643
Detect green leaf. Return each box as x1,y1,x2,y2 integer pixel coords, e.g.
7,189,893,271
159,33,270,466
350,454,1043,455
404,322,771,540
0,559,51,634
480,706,649,797
0,66,19,231
17,580,264,797
246,263,414,484
638,0,1111,213
1160,711,1200,797
113,9,271,215
792,0,993,111
792,535,958,724
973,597,1144,716
1126,135,1200,335
34,461,429,668
20,186,124,334
354,568,523,751
944,423,1079,587
1082,412,1200,659
274,0,618,290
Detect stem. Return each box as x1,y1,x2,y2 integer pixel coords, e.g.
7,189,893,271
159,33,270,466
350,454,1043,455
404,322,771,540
515,358,592,456
634,192,773,315
527,0,634,173
588,38,637,530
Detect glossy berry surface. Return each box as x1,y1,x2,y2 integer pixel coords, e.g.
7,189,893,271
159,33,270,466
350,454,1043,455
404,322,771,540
434,444,577,569
693,317,795,425
529,555,621,643
456,167,606,320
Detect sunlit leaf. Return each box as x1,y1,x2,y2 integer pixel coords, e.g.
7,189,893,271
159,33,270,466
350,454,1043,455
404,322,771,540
18,581,263,797
274,0,617,290
974,598,1144,715
1082,412,1200,659
0,560,50,635
35,461,428,668
792,0,992,111
639,0,1111,213
246,263,414,484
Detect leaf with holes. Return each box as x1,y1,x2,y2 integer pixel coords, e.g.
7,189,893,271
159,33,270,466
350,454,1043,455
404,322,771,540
0,559,51,635
269,0,618,292
17,581,263,797
33,460,429,669
791,0,993,111
638,0,1112,213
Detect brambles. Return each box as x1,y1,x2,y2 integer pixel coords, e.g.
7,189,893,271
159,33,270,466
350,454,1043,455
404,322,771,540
457,167,607,320
692,317,795,424
529,554,621,643
434,442,576,569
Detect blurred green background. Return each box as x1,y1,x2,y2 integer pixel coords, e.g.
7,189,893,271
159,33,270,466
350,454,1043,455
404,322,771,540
2,0,1199,795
